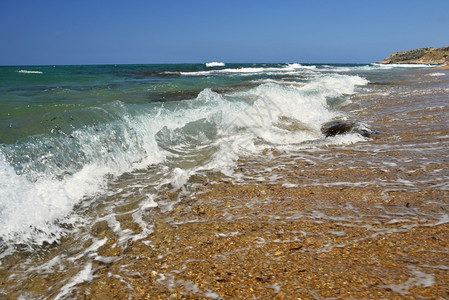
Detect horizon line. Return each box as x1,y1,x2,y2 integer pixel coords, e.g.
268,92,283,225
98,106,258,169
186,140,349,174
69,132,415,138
0,61,374,67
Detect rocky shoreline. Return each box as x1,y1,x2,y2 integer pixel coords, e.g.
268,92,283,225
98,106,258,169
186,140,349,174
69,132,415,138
379,46,449,67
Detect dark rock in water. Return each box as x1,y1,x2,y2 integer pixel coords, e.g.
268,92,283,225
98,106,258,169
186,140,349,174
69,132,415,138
322,122,354,137
321,121,378,138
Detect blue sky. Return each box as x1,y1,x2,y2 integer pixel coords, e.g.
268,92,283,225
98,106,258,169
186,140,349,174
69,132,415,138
1,0,448,65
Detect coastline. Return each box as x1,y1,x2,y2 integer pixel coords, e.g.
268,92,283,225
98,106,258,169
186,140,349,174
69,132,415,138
1,64,448,299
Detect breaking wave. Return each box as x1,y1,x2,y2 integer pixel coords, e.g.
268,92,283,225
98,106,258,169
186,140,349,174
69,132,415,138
0,72,368,246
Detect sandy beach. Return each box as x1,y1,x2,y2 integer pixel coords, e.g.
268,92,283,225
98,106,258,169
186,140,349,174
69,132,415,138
71,163,449,299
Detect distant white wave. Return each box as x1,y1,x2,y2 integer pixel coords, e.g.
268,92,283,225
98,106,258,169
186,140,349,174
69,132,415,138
17,70,43,74
205,62,225,67
286,63,317,70
182,64,317,76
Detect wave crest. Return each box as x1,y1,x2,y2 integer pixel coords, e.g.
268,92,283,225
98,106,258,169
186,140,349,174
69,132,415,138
205,62,225,67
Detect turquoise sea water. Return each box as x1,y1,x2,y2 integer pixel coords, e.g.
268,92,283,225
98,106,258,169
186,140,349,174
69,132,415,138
1,64,234,143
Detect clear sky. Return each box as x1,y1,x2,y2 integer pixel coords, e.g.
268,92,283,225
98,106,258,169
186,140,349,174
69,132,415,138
1,0,448,65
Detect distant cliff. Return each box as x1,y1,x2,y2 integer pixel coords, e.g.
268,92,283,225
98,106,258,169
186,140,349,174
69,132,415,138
379,46,449,65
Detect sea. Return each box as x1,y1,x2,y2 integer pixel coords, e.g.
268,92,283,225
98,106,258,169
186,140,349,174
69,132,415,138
0,62,448,298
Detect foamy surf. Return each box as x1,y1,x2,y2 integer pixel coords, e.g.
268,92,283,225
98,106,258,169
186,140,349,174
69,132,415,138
0,71,369,248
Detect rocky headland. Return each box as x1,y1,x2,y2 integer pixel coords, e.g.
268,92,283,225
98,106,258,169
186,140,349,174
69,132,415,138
379,46,449,68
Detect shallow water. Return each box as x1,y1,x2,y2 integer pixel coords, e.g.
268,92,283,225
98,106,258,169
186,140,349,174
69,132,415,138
0,63,448,298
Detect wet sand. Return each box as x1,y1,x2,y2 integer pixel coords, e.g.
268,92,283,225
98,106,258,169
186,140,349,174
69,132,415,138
72,167,449,299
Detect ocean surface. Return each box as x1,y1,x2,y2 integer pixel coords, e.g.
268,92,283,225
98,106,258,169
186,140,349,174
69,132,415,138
1,62,448,298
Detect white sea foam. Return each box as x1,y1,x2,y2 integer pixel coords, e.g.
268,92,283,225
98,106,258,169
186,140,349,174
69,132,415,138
381,266,435,295
194,74,367,175
0,156,109,245
140,194,158,210
205,62,225,67
427,72,446,77
435,214,449,225
17,70,43,74
54,262,94,300
170,167,192,190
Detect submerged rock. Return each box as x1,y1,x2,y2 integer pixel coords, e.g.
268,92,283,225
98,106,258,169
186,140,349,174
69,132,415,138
321,121,378,138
